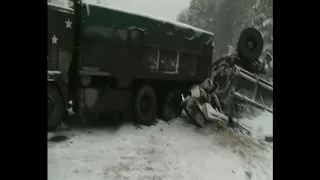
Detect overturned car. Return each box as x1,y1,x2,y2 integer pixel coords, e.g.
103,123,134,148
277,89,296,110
181,27,273,136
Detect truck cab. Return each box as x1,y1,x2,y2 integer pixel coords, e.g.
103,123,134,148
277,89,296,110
47,1,75,130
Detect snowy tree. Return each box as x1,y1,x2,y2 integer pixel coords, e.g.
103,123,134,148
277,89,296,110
177,0,273,75
231,0,273,58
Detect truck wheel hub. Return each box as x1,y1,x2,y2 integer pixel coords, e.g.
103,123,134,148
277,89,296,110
140,96,151,114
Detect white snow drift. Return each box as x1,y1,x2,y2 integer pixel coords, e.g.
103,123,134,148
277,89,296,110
48,118,272,180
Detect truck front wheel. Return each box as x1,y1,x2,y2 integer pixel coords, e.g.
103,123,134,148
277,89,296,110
48,84,65,131
134,86,157,126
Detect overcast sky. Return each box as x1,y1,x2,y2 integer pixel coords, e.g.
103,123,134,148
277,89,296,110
51,0,191,21
86,0,191,21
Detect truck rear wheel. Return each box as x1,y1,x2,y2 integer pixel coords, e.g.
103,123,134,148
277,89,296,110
48,84,65,131
134,86,157,126
161,90,182,121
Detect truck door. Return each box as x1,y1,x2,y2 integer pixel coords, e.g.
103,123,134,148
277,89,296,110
48,5,59,70
47,3,74,83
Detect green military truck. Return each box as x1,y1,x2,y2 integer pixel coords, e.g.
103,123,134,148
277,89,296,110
47,0,215,130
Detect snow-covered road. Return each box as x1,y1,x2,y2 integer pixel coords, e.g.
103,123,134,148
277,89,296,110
48,118,272,180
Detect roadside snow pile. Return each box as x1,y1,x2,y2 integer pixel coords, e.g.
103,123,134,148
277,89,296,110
48,119,272,180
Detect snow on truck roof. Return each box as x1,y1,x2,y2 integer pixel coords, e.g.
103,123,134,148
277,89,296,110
86,3,214,36
48,2,74,12
47,0,214,36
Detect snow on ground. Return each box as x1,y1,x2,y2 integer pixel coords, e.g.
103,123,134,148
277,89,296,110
48,118,272,180
238,111,273,139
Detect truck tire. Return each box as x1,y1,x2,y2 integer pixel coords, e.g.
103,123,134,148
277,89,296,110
237,27,264,62
161,90,182,121
134,86,157,126
48,84,65,131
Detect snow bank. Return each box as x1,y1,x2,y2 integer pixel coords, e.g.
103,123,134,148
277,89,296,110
48,119,272,180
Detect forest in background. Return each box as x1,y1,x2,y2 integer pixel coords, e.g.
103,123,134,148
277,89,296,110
177,0,273,65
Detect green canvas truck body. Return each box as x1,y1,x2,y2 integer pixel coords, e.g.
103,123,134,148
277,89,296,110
47,1,215,130
78,3,214,82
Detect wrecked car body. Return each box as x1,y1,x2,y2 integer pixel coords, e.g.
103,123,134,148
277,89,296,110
181,27,273,136
181,66,273,130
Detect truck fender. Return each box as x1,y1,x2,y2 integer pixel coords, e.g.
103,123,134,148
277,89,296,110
47,71,69,110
